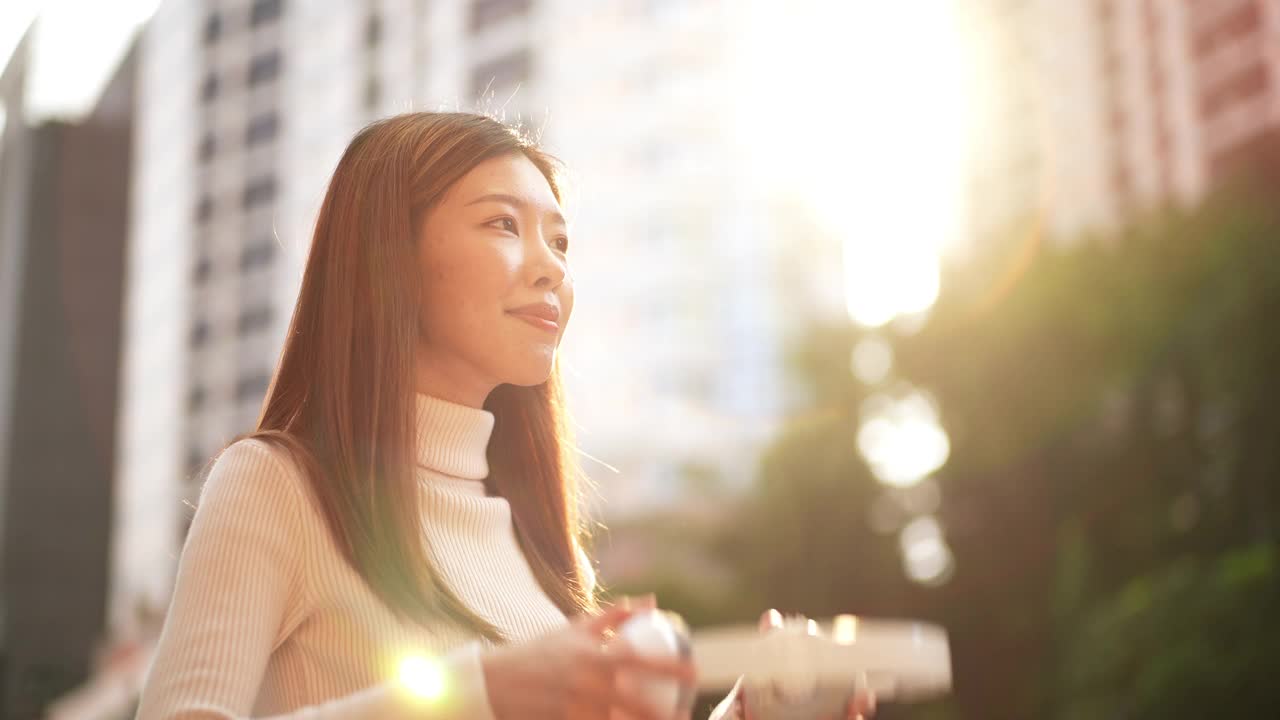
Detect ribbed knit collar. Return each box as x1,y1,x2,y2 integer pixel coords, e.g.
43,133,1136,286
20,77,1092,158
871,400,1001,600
413,393,495,484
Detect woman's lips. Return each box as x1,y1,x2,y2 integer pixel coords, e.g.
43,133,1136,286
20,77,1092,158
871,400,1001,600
508,312,559,333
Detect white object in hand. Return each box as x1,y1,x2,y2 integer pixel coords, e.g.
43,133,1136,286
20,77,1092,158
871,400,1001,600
691,614,952,702
612,610,952,719
613,609,691,720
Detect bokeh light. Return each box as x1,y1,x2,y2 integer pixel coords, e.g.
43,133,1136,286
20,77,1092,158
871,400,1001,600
845,245,942,329
857,389,951,487
898,516,955,586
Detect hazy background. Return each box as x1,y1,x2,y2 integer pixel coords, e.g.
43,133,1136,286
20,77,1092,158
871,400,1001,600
2,1,1279,718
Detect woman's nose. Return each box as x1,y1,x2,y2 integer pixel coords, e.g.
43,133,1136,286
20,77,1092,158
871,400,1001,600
528,236,568,288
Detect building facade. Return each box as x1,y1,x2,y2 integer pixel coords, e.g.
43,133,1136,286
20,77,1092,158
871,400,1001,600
0,30,134,720
960,0,1280,251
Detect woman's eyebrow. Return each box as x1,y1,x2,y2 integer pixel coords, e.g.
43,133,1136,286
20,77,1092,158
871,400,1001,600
465,192,566,226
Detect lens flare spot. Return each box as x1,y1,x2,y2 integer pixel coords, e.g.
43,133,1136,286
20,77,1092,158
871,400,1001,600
398,655,446,701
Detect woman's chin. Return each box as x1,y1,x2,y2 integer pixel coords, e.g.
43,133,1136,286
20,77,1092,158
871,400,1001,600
503,362,555,387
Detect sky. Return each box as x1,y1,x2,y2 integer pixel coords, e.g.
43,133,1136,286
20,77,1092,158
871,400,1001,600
1,0,161,120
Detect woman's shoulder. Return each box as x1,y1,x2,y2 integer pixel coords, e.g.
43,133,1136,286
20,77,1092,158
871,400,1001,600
199,436,320,524
208,436,304,486
213,436,303,475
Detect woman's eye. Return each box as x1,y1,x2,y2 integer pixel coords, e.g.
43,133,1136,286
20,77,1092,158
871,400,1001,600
552,237,570,253
489,217,517,233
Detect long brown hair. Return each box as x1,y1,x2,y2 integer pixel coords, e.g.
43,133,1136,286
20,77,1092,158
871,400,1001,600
246,112,598,644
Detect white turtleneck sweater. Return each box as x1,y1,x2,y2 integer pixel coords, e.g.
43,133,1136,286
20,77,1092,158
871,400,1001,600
137,393,740,719
133,394,581,712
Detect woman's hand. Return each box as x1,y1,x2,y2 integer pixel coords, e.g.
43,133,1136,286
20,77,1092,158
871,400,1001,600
481,595,696,720
740,609,877,720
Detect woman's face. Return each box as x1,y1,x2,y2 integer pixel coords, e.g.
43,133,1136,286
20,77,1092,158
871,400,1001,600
415,152,573,406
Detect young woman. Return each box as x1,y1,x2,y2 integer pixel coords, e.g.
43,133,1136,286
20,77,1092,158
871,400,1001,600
135,113,875,720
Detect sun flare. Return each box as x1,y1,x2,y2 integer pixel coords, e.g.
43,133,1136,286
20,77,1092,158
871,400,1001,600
732,0,970,327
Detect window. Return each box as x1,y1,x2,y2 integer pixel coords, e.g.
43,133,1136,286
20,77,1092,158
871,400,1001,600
203,13,222,44
1199,63,1268,118
245,113,278,146
185,448,207,477
363,13,381,112
250,0,283,26
236,373,271,401
242,176,277,209
195,194,214,223
200,72,219,102
1193,1,1261,58
470,48,530,98
187,385,207,412
240,239,276,270
190,318,211,347
237,305,273,335
247,50,281,86
470,0,531,33
193,255,213,284
198,132,216,163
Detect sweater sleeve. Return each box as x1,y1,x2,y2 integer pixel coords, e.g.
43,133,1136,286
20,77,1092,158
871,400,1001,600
135,440,497,720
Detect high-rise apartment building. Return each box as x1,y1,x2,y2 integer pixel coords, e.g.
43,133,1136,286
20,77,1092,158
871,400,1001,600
960,0,1280,249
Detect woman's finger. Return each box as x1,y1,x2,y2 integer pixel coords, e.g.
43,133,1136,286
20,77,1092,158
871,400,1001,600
757,608,783,632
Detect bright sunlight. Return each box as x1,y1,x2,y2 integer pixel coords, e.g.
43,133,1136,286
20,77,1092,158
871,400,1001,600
731,0,969,328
